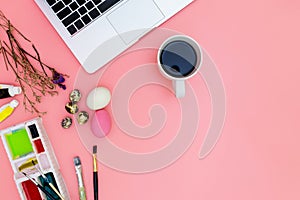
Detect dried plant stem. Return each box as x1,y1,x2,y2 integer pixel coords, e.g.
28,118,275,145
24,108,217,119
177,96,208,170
0,10,67,116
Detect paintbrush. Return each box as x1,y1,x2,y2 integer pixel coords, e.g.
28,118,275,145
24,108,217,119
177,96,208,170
22,172,57,200
74,156,86,200
93,145,98,200
31,160,65,200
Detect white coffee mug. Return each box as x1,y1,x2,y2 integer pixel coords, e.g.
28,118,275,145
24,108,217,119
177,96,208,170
157,35,203,98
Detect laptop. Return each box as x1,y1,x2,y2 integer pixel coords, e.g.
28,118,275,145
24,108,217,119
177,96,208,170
35,0,194,74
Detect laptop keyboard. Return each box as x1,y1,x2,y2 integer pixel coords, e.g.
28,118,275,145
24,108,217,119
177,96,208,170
46,0,123,35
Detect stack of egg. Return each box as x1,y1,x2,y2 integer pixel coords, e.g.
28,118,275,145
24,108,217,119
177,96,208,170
86,87,112,138
63,89,89,128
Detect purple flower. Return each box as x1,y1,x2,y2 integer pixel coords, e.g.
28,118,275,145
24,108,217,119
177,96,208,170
58,83,66,90
52,70,67,90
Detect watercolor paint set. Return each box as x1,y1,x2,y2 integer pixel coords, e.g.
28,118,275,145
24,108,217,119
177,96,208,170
0,118,70,200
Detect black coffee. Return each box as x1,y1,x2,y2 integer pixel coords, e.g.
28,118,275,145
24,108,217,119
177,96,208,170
160,40,198,78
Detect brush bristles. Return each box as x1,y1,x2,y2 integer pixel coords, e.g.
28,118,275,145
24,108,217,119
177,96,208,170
73,156,81,166
93,145,97,154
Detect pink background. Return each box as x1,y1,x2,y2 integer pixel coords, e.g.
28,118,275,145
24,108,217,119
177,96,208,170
1,0,300,199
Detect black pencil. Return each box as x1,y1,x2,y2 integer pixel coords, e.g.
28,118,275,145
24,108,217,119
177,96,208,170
93,145,98,200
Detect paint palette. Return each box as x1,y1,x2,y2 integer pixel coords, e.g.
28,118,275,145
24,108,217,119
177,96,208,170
0,118,70,200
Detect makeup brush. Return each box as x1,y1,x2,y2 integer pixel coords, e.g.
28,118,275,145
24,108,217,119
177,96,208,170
31,160,65,200
74,156,86,200
93,145,98,200
22,172,57,200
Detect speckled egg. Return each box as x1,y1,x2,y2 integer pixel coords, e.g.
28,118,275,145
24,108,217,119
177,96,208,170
61,117,72,129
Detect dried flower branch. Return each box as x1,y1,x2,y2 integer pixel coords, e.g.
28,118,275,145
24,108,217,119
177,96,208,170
0,11,68,116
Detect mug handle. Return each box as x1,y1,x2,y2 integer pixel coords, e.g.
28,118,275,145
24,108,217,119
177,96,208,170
173,80,185,98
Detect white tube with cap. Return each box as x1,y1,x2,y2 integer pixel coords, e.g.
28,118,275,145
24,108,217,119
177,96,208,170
0,84,22,99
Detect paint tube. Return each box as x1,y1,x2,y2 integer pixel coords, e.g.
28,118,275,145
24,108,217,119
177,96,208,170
0,100,19,123
0,84,22,99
